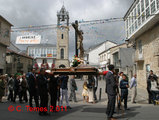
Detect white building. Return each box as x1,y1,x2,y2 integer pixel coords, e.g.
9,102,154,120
99,49,111,70
84,40,117,67
124,0,159,87
125,0,159,39
27,44,56,69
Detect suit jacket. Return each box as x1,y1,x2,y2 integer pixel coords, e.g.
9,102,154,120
105,71,117,96
28,73,37,92
37,74,48,95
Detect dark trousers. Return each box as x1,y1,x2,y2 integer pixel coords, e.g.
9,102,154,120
106,94,116,118
93,87,97,100
39,93,48,114
121,94,128,109
8,89,13,101
50,92,57,110
22,88,28,102
13,89,22,102
29,90,39,107
69,90,77,102
147,89,153,104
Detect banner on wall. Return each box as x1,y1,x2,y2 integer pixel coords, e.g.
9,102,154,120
16,35,41,44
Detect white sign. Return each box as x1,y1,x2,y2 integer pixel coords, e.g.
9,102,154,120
16,35,41,44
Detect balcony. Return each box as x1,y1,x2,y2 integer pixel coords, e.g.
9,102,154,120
135,53,144,62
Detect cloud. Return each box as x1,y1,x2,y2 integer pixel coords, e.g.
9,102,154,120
0,0,134,59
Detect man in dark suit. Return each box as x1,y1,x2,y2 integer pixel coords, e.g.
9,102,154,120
38,68,49,116
28,68,39,107
105,65,117,120
48,72,58,111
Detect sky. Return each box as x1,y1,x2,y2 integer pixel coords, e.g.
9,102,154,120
0,0,134,59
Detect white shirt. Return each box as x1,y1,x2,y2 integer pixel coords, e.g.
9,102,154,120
130,77,137,89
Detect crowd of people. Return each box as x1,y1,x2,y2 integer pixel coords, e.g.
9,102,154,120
0,68,73,116
0,64,159,119
0,67,99,116
105,65,159,120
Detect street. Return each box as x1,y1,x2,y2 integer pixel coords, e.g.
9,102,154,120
1,79,159,120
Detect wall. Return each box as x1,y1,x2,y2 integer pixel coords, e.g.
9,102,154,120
0,18,11,46
88,41,117,66
0,44,6,74
135,24,159,88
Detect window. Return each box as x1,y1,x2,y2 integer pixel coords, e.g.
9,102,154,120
145,0,149,7
135,21,138,29
151,1,156,14
131,12,134,23
138,40,142,54
142,12,145,23
146,7,150,18
126,20,128,30
141,0,145,12
134,8,137,19
61,34,64,39
157,0,159,9
138,16,141,26
137,3,141,16
60,48,64,59
132,24,134,32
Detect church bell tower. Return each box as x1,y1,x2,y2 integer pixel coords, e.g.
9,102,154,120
55,5,70,68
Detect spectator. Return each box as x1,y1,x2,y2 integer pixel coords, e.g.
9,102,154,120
105,64,118,120
28,68,39,107
69,75,77,102
59,75,71,109
130,74,137,103
93,75,98,101
82,81,89,102
13,73,22,103
147,76,159,104
0,75,5,103
38,68,49,116
48,72,58,112
87,75,95,103
120,74,129,110
148,70,158,85
7,74,14,102
21,74,28,103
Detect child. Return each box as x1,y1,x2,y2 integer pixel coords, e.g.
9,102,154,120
120,74,129,110
82,82,89,102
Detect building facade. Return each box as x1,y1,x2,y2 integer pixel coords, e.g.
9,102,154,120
124,0,159,88
99,43,135,80
0,15,12,74
99,49,111,71
27,44,56,69
84,40,117,67
6,49,33,74
55,5,70,68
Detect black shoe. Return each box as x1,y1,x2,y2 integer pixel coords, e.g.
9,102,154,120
125,108,130,110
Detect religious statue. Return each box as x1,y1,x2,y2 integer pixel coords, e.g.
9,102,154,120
72,23,84,59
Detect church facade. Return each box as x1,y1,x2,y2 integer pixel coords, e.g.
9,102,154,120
55,5,70,68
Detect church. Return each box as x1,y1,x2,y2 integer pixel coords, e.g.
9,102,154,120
27,5,70,69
